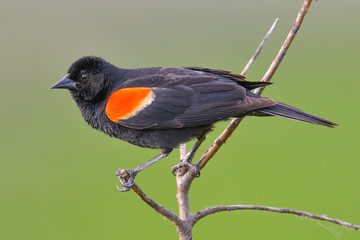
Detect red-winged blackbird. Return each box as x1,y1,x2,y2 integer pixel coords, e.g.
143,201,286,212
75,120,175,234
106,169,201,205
51,56,337,190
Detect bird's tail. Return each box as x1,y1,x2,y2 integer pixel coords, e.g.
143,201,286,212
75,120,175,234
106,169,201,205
256,102,337,128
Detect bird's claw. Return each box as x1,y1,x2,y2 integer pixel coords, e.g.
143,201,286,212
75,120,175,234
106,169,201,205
115,168,137,192
172,160,200,177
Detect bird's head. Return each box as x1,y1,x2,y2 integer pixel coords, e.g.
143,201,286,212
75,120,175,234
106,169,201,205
51,56,110,101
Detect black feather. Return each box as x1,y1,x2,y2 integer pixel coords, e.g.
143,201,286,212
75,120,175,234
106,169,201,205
185,66,273,90
257,102,338,128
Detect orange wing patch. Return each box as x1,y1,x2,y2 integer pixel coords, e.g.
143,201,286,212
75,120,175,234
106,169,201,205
106,87,155,122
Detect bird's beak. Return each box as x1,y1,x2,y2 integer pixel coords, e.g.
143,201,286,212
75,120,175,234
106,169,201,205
50,74,77,90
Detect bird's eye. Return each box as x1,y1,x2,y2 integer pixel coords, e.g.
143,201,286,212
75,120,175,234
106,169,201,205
80,73,88,80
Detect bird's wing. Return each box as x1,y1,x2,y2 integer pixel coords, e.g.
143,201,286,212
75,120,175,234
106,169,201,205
184,67,273,90
105,74,277,129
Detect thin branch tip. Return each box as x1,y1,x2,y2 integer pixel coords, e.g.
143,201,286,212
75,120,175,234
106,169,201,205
241,17,280,76
128,183,182,226
193,205,360,231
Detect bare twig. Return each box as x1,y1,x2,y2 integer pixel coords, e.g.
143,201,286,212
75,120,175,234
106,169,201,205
197,116,245,169
125,183,183,226
255,0,313,95
185,134,206,163
179,143,187,160
197,0,313,169
193,205,360,231
241,18,280,75
124,176,196,238
175,169,196,239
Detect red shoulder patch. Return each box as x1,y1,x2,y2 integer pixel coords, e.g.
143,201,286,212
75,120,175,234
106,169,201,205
105,87,155,122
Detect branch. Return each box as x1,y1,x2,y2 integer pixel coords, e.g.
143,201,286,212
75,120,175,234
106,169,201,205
131,184,183,225
256,0,313,95
197,116,245,169
175,169,196,239
241,18,280,76
179,143,187,159
117,175,183,227
193,205,360,231
197,0,313,169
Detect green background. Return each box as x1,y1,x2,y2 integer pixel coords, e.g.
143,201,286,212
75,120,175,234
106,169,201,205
1,0,359,239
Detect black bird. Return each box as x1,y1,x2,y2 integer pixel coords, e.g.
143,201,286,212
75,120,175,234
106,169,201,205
51,56,337,190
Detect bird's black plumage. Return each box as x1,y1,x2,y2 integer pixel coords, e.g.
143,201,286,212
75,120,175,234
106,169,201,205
51,56,337,152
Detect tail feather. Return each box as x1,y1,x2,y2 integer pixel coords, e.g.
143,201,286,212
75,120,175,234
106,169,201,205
257,102,337,128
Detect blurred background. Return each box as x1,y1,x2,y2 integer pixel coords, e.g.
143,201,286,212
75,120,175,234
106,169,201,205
1,0,359,239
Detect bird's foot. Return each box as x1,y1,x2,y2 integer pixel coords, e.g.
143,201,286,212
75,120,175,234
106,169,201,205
115,168,138,192
172,160,200,178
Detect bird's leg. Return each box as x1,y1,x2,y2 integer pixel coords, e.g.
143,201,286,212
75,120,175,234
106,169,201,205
116,148,172,192
172,134,206,177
